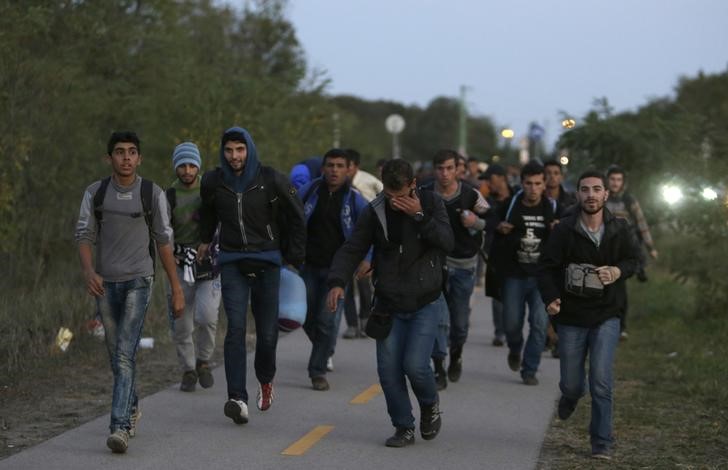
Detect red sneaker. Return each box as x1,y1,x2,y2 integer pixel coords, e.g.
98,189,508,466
257,383,274,411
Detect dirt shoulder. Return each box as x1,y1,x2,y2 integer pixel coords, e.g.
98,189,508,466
0,332,223,460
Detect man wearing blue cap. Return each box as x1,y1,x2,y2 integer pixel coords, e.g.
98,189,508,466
167,142,222,393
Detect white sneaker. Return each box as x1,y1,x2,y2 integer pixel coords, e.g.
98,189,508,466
224,399,249,424
326,356,334,372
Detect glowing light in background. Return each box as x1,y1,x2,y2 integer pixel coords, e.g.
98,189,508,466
661,184,684,205
500,128,515,139
701,187,718,201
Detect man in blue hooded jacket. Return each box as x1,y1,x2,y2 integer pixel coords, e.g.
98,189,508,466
198,127,306,425
297,148,370,391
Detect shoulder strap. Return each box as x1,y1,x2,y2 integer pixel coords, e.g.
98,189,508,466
165,187,177,227
140,178,156,269
93,176,112,224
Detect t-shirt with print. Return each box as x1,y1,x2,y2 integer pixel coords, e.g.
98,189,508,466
505,202,549,278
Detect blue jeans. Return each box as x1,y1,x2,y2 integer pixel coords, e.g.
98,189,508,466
301,266,344,378
502,276,548,377
557,317,620,452
220,262,280,403
97,276,153,433
492,298,505,339
446,266,477,349
377,295,444,428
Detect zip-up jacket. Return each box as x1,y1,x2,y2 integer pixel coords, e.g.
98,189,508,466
327,190,454,313
537,208,641,328
199,127,305,266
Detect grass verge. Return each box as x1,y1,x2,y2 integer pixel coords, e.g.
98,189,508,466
538,270,728,469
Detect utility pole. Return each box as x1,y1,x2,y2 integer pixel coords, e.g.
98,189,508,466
458,85,468,156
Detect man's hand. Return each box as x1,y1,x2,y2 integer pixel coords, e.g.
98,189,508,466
496,221,514,234
390,191,422,217
355,260,372,280
649,249,658,260
171,287,185,318
327,287,345,312
84,269,105,297
197,243,210,262
547,298,561,316
461,210,478,228
596,266,621,285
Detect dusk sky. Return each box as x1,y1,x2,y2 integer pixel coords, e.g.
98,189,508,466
281,0,728,150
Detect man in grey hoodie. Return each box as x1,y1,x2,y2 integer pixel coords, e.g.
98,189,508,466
76,131,184,454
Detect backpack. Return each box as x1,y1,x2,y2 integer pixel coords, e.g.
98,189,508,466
93,176,156,269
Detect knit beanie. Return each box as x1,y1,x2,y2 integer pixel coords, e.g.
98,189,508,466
172,142,202,169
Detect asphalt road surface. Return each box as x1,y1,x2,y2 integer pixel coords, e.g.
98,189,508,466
1,289,559,470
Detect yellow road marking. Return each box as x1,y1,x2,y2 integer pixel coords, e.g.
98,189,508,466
281,425,335,456
350,384,382,405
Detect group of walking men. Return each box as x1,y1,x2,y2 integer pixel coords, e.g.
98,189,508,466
76,127,655,460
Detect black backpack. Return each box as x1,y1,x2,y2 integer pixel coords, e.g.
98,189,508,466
93,176,156,268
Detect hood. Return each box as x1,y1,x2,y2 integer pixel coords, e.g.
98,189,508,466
219,126,260,192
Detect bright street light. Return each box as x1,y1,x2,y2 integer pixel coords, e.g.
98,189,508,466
500,128,514,139
559,155,569,165
662,184,684,205
561,118,576,129
702,187,718,201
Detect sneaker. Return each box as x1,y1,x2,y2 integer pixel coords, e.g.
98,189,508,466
196,361,214,389
557,395,577,420
180,370,197,392
492,336,505,347
591,448,613,460
419,401,442,440
385,427,415,448
128,406,141,438
507,353,521,372
326,356,334,372
447,356,462,382
343,326,359,339
257,383,274,410
433,358,447,391
106,429,129,453
311,376,330,391
522,375,539,386
224,399,249,424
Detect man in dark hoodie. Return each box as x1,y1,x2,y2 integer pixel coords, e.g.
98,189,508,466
297,148,370,391
490,161,555,386
198,127,306,425
538,170,639,460
326,159,453,448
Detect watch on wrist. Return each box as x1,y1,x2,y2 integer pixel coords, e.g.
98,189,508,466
413,211,425,222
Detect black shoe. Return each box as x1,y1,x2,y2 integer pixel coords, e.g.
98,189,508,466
385,427,415,447
558,395,577,420
433,358,447,391
522,374,539,386
448,346,463,382
420,401,442,441
507,353,521,372
492,337,505,347
311,376,330,391
180,370,197,392
196,361,214,389
447,356,462,382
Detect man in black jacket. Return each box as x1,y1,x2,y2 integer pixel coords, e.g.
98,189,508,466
198,126,306,425
326,159,454,448
538,170,640,460
490,161,554,385
420,149,489,390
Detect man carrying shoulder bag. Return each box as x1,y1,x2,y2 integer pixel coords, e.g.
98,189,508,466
538,170,640,461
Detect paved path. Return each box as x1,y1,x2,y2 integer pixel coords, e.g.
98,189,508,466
1,290,559,470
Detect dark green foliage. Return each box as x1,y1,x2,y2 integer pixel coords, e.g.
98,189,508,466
556,70,728,317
